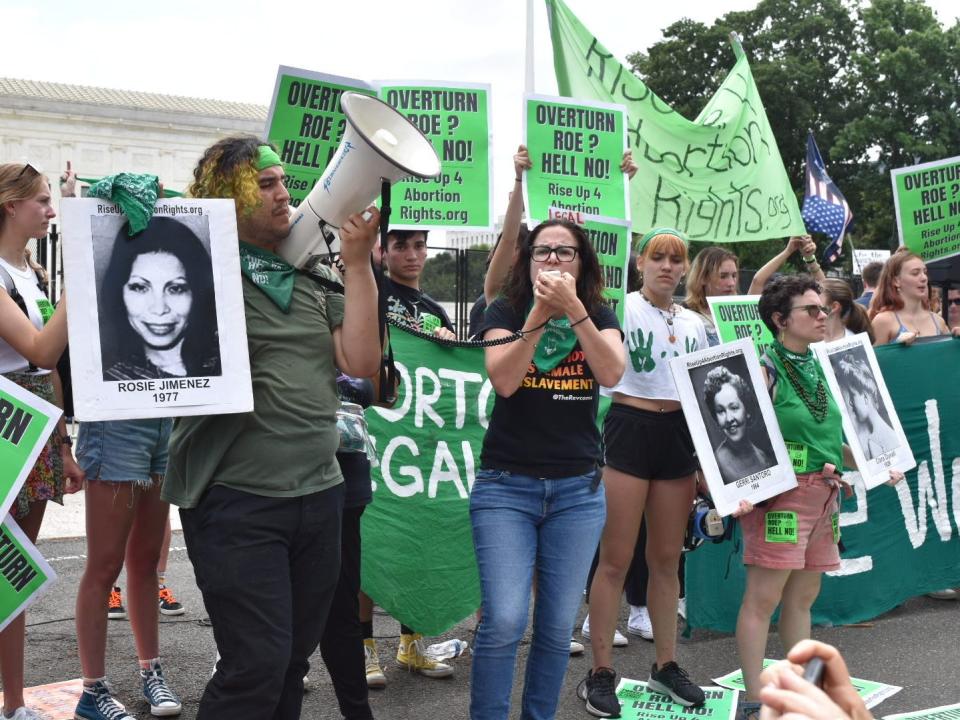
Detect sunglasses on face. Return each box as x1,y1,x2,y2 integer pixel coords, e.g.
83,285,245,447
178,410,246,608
531,245,579,262
948,298,960,307
790,304,832,318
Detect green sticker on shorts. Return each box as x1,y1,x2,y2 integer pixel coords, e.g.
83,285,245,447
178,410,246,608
832,513,840,544
785,441,808,472
765,511,799,543
35,298,54,325
420,313,442,333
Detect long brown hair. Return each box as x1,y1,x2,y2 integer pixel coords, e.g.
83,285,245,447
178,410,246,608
685,247,738,315
0,163,48,234
502,219,605,316
868,248,926,319
822,278,873,342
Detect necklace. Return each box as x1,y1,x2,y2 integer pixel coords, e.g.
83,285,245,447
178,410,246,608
641,291,677,343
772,341,828,422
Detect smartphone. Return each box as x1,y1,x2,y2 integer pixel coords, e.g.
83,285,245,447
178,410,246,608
802,658,825,689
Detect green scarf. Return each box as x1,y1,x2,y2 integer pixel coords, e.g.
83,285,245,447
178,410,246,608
533,314,579,372
238,242,296,312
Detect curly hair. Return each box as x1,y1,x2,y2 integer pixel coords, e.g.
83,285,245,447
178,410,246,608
99,217,221,378
758,274,822,335
703,365,756,424
501,219,605,316
0,163,48,234
188,135,268,216
685,247,738,315
869,248,927,319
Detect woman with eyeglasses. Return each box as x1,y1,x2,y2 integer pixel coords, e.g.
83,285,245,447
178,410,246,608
470,219,624,720
0,162,83,720
581,228,721,718
733,275,903,712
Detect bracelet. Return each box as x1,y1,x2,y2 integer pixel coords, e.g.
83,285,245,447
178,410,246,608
802,255,817,264
570,314,590,327
515,176,522,183
59,433,73,447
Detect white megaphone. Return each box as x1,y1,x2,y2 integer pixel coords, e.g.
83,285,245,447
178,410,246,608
281,92,441,268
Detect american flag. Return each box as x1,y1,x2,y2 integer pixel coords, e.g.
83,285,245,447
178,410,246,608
802,132,853,265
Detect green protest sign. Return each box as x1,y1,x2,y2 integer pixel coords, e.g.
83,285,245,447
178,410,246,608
361,327,488,635
584,217,630,324
713,661,902,710
890,156,960,262
0,517,56,633
708,295,773,358
264,66,375,208
686,338,960,632
378,82,492,229
884,703,960,720
616,680,737,720
524,94,629,224
545,0,805,240
0,376,60,520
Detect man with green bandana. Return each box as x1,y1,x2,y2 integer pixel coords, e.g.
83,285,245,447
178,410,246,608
162,136,383,720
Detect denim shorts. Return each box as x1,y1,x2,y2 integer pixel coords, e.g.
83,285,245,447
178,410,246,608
76,418,174,484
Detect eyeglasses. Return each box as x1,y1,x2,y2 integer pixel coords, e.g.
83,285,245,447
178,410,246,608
790,304,832,318
948,297,960,307
531,245,579,262
16,163,39,181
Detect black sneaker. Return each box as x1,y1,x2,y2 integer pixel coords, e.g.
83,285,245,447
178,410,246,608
647,661,705,707
576,668,621,718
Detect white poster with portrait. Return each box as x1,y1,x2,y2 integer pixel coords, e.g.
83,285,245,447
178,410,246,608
812,333,915,489
670,338,796,516
61,199,253,420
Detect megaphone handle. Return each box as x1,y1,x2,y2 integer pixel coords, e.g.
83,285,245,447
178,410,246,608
379,179,391,251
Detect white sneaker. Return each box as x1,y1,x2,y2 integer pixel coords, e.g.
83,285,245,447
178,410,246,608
678,597,687,619
569,638,585,655
4,708,41,720
627,605,654,640
581,614,628,647
927,588,959,600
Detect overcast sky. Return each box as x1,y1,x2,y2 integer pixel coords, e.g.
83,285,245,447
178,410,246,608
3,0,956,223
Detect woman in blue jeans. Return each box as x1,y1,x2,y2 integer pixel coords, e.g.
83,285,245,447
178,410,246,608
472,219,625,720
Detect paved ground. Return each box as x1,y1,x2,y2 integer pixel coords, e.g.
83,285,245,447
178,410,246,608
17,527,957,718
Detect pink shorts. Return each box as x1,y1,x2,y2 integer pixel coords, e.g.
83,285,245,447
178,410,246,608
740,472,841,571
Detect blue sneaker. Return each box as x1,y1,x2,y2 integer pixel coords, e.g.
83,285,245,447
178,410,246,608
74,680,134,720
140,661,182,716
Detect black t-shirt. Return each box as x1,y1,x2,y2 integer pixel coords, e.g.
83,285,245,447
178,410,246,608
383,276,454,332
479,298,621,478
336,451,372,509
468,293,487,339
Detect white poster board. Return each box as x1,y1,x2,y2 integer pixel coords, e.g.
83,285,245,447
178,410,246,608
0,516,57,633
812,334,916,488
61,199,253,420
670,338,796,516
852,249,890,276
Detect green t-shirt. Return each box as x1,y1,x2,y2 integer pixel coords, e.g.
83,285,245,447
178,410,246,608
762,345,843,474
162,267,345,509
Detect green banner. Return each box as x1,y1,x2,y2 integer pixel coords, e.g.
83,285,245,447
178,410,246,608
0,376,60,520
524,94,629,223
686,338,960,633
586,217,630,323
890,155,960,263
708,295,773,358
378,82,492,229
264,66,376,208
616,680,737,720
361,327,488,635
545,0,805,240
0,517,56,633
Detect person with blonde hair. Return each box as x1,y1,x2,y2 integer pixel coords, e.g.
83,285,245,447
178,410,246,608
684,246,739,346
870,248,958,344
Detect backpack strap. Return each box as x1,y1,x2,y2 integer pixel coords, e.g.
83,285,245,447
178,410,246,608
0,264,42,373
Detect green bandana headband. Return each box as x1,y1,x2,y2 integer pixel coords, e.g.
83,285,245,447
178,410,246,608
635,227,688,255
256,145,283,171
238,241,296,312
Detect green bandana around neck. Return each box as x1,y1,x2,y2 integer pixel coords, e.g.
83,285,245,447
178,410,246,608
532,313,579,373
238,241,296,312
256,145,283,171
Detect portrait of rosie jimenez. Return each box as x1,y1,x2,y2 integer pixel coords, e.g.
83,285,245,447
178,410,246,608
97,216,222,381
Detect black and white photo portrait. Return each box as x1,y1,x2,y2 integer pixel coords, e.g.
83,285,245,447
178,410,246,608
94,215,221,382
829,346,896,461
62,198,252,420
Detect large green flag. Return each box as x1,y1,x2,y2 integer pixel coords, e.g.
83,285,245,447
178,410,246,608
545,0,806,241
685,338,960,632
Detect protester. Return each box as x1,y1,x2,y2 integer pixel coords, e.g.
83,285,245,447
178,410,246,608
581,228,719,717
821,278,873,343
855,261,883,308
948,287,960,330
471,218,624,719
869,249,959,344
0,162,83,720
734,275,904,709
748,236,825,294
162,136,382,719
685,246,740,346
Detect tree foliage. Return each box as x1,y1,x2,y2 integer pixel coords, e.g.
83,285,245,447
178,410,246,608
628,0,960,272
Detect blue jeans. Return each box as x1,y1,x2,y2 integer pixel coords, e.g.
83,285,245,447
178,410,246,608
469,469,606,720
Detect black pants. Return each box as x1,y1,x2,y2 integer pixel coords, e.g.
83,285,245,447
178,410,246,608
586,521,685,606
181,483,344,720
320,505,373,720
